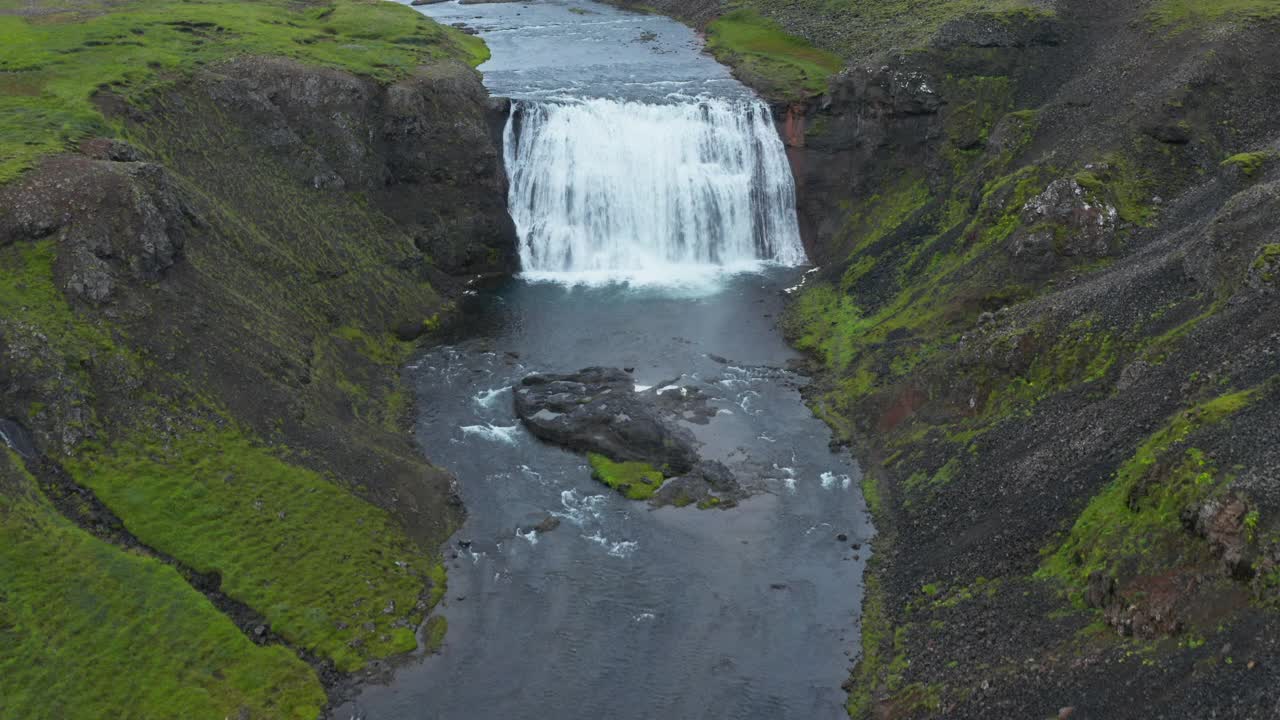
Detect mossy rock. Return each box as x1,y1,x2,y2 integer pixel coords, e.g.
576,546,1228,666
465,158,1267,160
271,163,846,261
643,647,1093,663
588,453,666,501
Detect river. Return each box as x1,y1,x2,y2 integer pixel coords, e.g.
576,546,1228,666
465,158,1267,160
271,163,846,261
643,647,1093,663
335,2,870,718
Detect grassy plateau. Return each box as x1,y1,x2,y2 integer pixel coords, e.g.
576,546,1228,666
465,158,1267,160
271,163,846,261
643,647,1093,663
0,0,487,183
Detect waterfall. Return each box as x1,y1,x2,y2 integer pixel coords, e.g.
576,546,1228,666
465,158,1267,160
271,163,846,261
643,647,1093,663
503,98,807,284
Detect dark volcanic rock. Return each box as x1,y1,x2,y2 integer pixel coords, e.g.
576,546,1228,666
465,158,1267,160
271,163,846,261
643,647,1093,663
932,11,1061,50
0,156,196,306
650,460,744,508
513,368,699,473
649,474,712,507
516,513,561,535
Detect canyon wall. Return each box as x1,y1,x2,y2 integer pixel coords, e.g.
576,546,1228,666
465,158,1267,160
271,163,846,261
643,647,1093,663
624,0,1280,716
0,3,514,715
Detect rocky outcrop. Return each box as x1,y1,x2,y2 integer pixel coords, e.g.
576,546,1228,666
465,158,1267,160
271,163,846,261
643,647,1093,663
0,53,517,705
671,0,1280,717
649,459,743,508
513,368,701,473
1007,176,1118,274
1,155,195,305
513,367,746,507
177,57,516,275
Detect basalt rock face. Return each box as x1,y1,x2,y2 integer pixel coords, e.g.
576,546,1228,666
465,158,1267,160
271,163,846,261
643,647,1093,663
795,13,1280,720
648,0,1280,717
163,57,517,276
1,155,195,306
0,57,516,558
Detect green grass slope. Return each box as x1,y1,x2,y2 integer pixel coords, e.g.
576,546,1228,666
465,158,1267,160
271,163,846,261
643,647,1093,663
70,428,437,671
0,448,326,720
728,0,1039,60
0,0,487,183
1150,0,1280,28
705,9,842,100
0,0,497,710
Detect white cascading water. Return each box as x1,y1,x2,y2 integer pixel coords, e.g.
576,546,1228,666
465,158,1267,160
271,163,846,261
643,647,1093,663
504,98,808,285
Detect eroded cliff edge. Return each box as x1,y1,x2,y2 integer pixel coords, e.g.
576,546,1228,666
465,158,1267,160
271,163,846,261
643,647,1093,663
618,0,1280,717
0,2,514,716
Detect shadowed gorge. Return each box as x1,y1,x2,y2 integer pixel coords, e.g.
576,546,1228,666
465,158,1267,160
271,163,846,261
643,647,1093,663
337,3,866,718
3,0,1280,718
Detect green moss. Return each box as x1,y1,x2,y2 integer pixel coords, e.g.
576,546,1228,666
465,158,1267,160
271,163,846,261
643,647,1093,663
423,615,448,653
838,177,931,275
840,255,879,288
427,562,448,610
1037,389,1259,598
861,472,886,517
0,239,143,434
335,324,410,366
705,9,843,99
1222,152,1272,177
1252,244,1280,284
1149,0,1280,29
950,165,1051,254
1140,299,1222,364
0,239,137,367
931,577,999,610
0,448,325,719
67,426,435,671
979,317,1117,422
588,453,666,501
731,0,1044,63
846,573,890,717
697,495,723,510
1254,244,1280,269
1074,170,1104,192
887,683,943,714
944,76,1013,150
1089,154,1157,226
0,0,486,183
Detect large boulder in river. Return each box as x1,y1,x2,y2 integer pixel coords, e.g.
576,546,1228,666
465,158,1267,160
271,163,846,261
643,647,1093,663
513,367,700,474
650,460,744,509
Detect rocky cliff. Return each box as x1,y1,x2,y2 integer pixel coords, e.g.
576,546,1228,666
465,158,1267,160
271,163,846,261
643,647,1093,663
0,1,514,717
627,0,1280,717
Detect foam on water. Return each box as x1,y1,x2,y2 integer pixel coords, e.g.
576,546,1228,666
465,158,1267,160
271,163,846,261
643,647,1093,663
820,472,852,490
583,531,639,558
460,424,522,444
473,386,511,410
553,489,608,526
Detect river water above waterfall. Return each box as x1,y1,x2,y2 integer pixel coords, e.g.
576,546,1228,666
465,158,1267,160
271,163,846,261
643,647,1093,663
337,3,868,718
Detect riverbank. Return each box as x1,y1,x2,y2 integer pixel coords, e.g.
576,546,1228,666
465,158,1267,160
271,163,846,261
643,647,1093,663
0,1,514,715
621,0,1280,716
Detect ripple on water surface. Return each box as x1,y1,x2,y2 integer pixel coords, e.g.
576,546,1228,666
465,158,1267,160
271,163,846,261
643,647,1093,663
335,273,871,720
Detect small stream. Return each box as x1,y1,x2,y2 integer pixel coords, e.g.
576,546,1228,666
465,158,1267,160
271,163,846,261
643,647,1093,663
337,3,869,718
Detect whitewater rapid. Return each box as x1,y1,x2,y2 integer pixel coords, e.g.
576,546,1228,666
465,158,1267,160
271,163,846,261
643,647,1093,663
504,98,807,285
